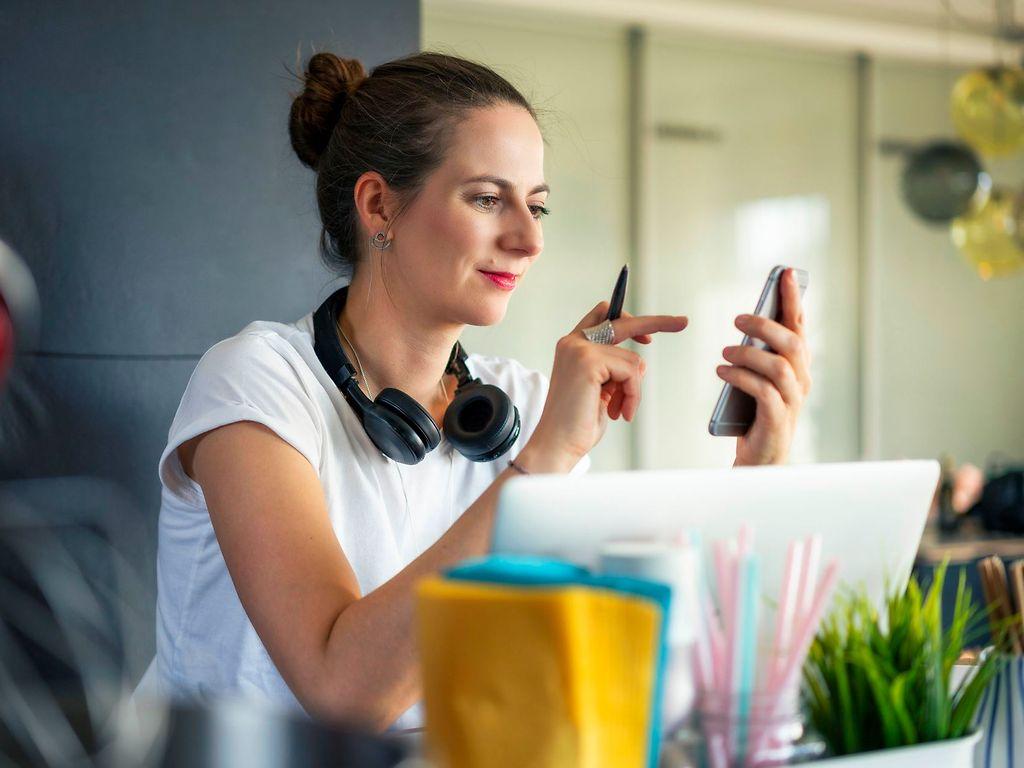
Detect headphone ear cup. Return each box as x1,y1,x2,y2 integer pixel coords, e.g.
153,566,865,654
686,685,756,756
375,388,442,453
359,405,428,465
443,383,520,462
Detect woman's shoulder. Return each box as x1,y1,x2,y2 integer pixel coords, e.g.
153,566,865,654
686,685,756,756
173,317,324,442
186,318,316,391
160,318,325,501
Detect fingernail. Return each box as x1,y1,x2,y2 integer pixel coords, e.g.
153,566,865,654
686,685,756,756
716,365,729,376
735,315,750,328
722,346,734,359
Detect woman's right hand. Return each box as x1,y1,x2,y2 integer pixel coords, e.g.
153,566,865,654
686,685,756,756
521,301,688,471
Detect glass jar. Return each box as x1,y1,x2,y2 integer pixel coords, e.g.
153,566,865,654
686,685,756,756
660,689,825,768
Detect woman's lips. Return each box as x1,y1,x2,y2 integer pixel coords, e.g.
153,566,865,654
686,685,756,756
479,270,518,291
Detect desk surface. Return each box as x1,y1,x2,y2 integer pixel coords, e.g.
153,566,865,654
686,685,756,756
917,519,1024,564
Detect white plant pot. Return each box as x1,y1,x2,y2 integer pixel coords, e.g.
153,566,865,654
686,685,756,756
965,656,1024,768
802,730,981,767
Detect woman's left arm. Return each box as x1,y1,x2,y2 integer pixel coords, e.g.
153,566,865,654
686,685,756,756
715,268,812,466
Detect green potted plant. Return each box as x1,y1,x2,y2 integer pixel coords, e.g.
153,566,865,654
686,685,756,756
801,562,1001,765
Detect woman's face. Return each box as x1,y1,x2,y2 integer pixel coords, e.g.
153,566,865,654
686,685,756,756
386,103,547,327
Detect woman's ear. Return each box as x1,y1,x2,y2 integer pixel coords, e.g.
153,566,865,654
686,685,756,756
353,171,397,237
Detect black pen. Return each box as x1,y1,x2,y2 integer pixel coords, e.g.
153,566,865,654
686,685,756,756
607,264,628,321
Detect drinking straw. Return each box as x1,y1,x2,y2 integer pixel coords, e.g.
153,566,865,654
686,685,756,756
795,535,822,625
737,524,753,558
701,593,726,690
745,559,839,765
714,540,738,691
745,540,802,758
680,529,842,767
714,539,740,764
767,560,839,703
767,539,804,690
708,730,729,768
681,550,715,692
714,540,735,634
684,529,724,691
735,554,760,766
692,532,724,688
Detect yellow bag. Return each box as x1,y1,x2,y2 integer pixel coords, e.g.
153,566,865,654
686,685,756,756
417,577,661,768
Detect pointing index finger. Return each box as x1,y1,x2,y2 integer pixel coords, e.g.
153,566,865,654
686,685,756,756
618,310,653,344
611,314,688,343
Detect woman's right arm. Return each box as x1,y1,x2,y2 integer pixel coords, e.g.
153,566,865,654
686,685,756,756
181,304,687,731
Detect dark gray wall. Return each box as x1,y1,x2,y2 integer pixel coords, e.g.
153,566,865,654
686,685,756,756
0,1,419,674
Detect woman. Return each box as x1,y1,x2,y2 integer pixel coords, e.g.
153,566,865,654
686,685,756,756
154,51,810,732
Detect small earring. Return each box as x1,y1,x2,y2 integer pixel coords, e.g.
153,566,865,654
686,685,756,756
370,231,392,251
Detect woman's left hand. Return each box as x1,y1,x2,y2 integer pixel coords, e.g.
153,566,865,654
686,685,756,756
716,268,811,466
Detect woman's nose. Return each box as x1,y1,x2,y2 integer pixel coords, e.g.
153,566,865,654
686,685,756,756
500,205,544,257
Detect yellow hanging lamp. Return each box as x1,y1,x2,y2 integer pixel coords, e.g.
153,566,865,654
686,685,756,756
950,66,1024,157
950,187,1024,279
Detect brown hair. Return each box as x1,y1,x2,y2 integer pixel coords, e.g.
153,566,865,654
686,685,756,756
288,51,537,277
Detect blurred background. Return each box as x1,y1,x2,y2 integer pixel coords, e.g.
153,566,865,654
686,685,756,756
425,0,1024,475
0,0,1022,763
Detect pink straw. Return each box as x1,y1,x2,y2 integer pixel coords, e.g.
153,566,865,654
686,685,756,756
796,535,822,623
769,561,839,702
682,542,715,693
768,540,805,690
737,524,754,557
750,539,803,751
712,540,735,693
701,592,726,690
726,549,744,764
688,530,840,768
749,560,839,763
713,540,735,632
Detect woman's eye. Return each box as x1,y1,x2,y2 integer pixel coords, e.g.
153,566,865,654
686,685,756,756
473,195,549,220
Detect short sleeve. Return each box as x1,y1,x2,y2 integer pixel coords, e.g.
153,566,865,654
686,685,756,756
158,333,324,505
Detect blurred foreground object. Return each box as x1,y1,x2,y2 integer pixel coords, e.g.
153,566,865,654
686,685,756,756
951,66,1024,157
0,239,39,387
0,478,414,767
120,697,412,768
0,478,145,766
417,556,668,768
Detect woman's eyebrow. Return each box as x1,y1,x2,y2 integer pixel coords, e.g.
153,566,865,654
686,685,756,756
462,175,549,195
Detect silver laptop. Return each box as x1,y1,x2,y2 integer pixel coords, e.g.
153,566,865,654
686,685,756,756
492,460,939,611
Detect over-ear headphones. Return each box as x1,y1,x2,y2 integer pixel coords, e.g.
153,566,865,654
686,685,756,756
312,286,520,465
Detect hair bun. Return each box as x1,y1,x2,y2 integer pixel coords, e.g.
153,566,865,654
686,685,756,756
289,52,367,170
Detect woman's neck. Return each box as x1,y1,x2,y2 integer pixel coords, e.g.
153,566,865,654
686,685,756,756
338,268,463,410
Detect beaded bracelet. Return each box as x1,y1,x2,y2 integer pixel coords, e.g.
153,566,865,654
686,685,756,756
508,459,531,476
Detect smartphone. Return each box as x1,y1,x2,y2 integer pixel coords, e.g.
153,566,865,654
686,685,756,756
708,265,809,437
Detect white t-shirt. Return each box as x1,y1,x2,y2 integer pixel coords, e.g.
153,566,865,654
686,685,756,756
153,310,588,729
